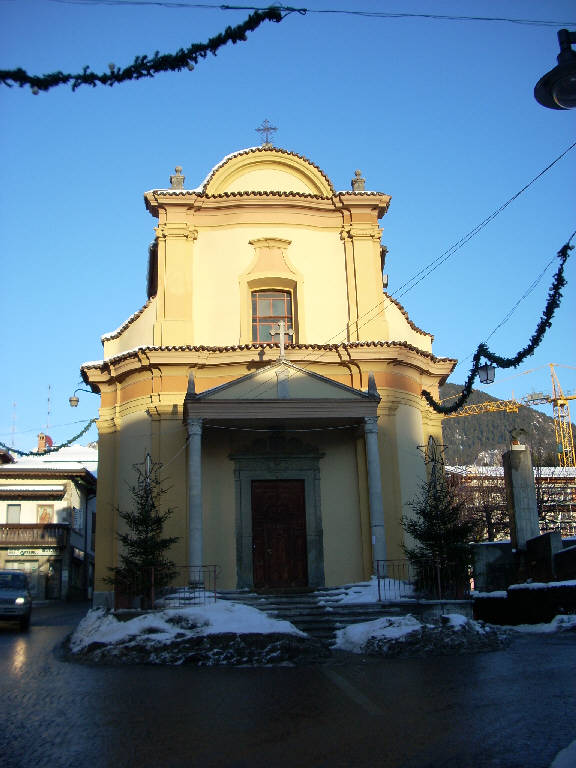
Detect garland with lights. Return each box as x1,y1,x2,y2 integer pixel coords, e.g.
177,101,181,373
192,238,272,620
422,238,573,415
0,418,97,457
0,7,283,93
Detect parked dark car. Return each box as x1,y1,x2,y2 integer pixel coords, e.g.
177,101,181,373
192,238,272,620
0,570,32,630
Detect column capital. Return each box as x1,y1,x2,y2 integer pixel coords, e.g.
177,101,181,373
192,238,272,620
364,416,379,433
155,223,198,241
186,416,203,436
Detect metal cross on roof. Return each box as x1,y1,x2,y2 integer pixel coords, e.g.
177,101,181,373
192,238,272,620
270,320,294,358
256,118,277,147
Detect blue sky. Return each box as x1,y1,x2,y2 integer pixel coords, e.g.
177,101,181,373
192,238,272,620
1,0,575,452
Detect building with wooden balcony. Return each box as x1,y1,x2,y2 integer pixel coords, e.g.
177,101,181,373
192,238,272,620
0,437,97,599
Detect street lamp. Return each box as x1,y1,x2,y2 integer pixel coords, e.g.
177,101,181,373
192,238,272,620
534,29,576,110
478,363,495,385
69,387,93,407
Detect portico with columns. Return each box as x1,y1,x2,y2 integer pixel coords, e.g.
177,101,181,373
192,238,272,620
82,144,455,606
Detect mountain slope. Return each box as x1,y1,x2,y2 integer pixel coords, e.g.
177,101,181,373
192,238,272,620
439,383,562,465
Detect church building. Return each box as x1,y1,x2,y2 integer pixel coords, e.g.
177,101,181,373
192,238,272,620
82,144,455,607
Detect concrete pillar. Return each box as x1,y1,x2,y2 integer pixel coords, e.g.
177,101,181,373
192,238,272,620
186,417,203,566
364,416,387,569
503,442,539,550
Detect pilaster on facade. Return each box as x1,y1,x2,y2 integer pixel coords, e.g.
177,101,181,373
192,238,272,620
153,219,198,348
340,224,388,342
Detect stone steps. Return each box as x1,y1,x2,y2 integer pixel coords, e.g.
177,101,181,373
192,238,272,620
217,587,405,644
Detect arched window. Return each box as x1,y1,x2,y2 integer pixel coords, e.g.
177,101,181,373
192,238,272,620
251,290,293,343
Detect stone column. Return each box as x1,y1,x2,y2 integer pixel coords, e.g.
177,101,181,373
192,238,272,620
502,440,539,550
186,417,203,566
364,416,387,570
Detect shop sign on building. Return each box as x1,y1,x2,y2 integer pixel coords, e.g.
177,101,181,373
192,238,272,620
6,548,61,557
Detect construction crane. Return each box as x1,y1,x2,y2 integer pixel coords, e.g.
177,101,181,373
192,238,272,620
442,399,521,418
441,364,576,467
522,364,575,467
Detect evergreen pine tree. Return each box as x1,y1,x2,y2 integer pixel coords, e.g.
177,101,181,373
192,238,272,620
106,455,179,608
403,438,475,598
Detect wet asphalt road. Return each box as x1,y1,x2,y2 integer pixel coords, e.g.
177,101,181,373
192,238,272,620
0,602,575,768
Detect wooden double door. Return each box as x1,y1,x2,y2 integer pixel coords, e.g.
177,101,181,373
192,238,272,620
251,479,308,589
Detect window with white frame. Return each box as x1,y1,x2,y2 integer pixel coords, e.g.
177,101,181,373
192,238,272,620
7,504,21,524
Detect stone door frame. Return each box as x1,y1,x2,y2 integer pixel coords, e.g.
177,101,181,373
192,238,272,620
231,438,325,590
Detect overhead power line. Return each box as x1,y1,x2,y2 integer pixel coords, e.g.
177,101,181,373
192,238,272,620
46,1,576,28
236,143,576,402
454,256,558,372
422,236,574,415
393,140,576,301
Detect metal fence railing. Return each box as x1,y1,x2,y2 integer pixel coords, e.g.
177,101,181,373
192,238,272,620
375,559,471,602
113,565,219,611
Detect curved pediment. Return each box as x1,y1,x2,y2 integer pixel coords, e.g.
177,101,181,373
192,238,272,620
202,147,335,197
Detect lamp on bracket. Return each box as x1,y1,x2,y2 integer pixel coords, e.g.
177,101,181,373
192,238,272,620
69,386,95,408
534,29,576,110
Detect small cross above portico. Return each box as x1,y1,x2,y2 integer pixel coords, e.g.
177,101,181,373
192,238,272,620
270,320,294,357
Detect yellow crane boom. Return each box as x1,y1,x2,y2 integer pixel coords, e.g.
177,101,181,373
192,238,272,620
443,399,521,418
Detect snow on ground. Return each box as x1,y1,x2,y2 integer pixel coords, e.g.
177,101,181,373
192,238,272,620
67,581,575,666
334,614,423,652
550,739,576,768
318,576,414,604
70,600,305,654
509,614,576,634
333,613,509,656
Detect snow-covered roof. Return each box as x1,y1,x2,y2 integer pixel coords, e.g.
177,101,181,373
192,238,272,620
0,484,66,492
447,465,576,479
1,444,98,477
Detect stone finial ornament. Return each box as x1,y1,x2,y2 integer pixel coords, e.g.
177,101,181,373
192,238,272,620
367,371,379,398
351,169,365,191
170,166,185,189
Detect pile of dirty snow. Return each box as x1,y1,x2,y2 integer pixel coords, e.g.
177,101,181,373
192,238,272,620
66,601,327,666
334,613,510,657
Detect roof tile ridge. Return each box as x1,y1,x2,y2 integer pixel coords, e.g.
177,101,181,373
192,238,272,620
150,189,200,196
383,292,433,339
101,298,155,342
341,339,455,363
336,190,387,196
83,340,456,370
203,190,330,200
200,146,336,195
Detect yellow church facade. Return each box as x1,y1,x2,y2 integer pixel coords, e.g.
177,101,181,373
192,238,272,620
82,146,455,606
